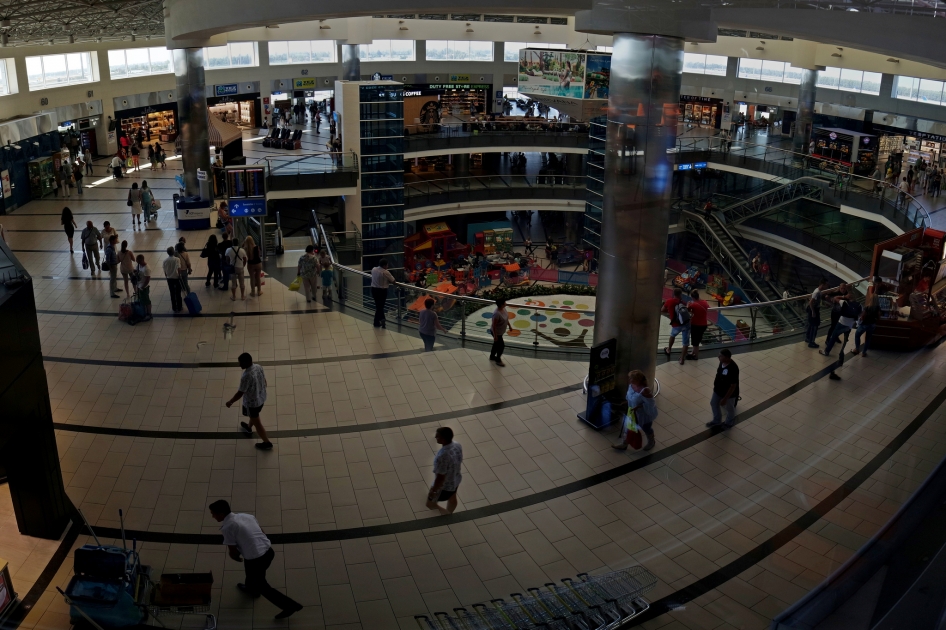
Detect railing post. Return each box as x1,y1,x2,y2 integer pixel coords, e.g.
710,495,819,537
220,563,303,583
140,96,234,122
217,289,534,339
533,306,540,348
396,286,402,327
750,308,758,340
461,305,466,342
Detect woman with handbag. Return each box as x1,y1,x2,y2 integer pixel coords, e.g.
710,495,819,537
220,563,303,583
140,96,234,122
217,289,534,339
118,240,136,295
128,182,143,228
140,181,155,221
245,235,263,297
612,370,658,452
202,234,222,288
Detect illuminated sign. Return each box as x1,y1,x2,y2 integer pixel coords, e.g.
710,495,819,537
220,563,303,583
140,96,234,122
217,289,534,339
215,84,239,97
293,78,317,89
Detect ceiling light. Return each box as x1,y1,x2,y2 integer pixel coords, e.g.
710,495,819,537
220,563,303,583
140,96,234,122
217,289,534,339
759,40,766,44
465,23,474,33
534,27,542,36
130,34,136,41
887,57,900,63
319,20,330,30
755,46,764,51
831,52,842,58
399,20,408,31
265,25,280,29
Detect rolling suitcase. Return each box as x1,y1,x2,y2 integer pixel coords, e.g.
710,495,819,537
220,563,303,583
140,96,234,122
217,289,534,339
182,280,202,315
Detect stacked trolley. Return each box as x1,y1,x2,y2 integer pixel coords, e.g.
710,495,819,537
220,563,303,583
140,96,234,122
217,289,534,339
415,567,656,630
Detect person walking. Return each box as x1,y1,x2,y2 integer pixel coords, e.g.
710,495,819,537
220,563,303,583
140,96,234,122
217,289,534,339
707,349,739,428
131,143,141,172
419,298,446,351
489,298,512,366
202,235,222,288
208,500,303,619
101,221,118,245
245,236,263,297
135,254,153,321
226,239,248,301
80,221,102,275
59,161,73,198
612,369,658,451
297,245,320,303
823,282,850,345
72,160,84,195
218,233,233,292
320,262,334,302
105,235,120,298
163,247,184,313
83,147,93,175
852,292,880,358
141,181,155,222
426,427,463,515
687,289,709,360
805,279,829,348
175,240,192,294
662,288,690,362
61,206,77,253
820,294,861,357
226,352,273,450
370,259,395,328
128,182,143,228
118,241,135,295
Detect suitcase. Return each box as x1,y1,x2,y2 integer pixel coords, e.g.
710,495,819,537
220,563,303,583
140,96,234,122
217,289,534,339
183,290,202,315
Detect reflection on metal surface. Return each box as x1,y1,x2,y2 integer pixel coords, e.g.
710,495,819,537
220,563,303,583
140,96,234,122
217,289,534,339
342,45,361,81
174,48,212,200
792,69,816,155
594,33,683,391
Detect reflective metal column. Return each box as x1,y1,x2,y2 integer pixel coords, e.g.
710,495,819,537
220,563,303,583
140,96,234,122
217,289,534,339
793,69,817,155
173,48,212,200
342,45,361,81
593,33,683,391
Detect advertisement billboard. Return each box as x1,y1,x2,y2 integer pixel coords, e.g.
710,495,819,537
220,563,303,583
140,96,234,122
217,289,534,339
583,54,612,99
518,49,586,98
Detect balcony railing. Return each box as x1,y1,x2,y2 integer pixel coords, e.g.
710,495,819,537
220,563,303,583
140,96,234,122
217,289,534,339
404,174,586,209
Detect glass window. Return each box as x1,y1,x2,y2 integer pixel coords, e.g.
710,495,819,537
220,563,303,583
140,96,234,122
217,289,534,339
918,78,945,104
861,71,882,96
26,52,96,90
426,40,493,61
838,68,863,92
683,53,706,74
761,60,786,83
816,66,840,89
268,41,289,65
310,40,336,63
287,41,311,64
704,54,727,76
0,60,9,96
783,65,803,85
107,47,173,80
596,45,613,53
203,43,257,68
895,76,920,101
360,40,415,61
503,41,565,61
737,58,762,80
470,40,493,61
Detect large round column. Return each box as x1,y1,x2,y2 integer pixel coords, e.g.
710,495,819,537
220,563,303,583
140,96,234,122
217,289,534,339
593,33,684,391
793,69,817,155
173,48,212,200
341,44,361,81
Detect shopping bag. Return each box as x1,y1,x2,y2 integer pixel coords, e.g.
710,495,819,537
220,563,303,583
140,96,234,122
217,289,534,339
126,158,133,168
624,409,643,450
81,252,89,270
288,276,302,292
153,199,162,210
118,300,132,321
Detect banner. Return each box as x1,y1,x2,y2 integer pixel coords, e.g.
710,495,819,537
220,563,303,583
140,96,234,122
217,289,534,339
583,55,611,99
518,50,585,98
215,84,238,97
293,78,317,89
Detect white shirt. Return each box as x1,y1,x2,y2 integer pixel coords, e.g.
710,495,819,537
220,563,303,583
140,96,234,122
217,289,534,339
371,266,395,289
163,255,182,279
219,512,271,560
227,246,247,271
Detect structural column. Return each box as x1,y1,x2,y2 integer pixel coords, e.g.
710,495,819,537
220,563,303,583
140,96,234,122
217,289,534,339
793,69,817,155
173,48,212,200
593,33,684,391
341,45,361,81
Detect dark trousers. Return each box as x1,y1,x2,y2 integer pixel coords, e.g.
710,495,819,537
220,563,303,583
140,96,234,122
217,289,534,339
244,548,301,612
167,278,183,312
805,312,820,345
221,267,231,290
489,334,505,362
206,267,221,287
372,287,387,327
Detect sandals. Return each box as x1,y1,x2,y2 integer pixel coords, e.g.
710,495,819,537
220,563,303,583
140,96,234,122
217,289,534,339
663,347,671,357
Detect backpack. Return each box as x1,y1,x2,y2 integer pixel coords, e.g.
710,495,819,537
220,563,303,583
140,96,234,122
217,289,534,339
674,301,691,326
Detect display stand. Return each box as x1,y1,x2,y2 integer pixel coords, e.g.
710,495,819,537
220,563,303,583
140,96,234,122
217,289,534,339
578,339,618,429
173,195,213,230
870,227,946,350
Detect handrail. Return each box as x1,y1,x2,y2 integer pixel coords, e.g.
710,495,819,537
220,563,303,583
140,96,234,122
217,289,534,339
675,134,932,227
252,150,359,174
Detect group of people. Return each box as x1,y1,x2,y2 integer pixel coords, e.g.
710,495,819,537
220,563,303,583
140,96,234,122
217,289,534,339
806,279,880,372
198,233,265,301
662,287,712,364
51,148,93,198
296,245,334,303
110,141,167,179
126,181,158,227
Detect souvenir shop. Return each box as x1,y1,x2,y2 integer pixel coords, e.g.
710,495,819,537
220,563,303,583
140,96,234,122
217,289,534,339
207,85,261,129
116,103,178,144
870,227,946,350
876,131,946,170
680,95,723,129
810,127,878,175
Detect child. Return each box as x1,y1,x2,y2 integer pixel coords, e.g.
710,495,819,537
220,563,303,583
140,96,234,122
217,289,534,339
320,263,334,301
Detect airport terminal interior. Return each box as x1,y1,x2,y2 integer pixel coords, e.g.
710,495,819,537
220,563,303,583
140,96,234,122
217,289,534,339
4,1,946,629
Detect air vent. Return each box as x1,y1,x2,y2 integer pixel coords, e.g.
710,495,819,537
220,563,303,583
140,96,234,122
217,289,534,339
517,16,548,24
387,14,416,19
451,13,481,21
550,17,568,25
749,31,779,39
418,14,447,20
484,14,514,22
780,36,794,41
718,28,747,37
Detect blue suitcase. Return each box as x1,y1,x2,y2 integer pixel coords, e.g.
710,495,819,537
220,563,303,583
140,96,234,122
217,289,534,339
183,290,202,315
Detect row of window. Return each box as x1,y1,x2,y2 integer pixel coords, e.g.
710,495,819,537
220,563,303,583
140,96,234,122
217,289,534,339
733,59,882,95
684,53,728,76
893,75,946,106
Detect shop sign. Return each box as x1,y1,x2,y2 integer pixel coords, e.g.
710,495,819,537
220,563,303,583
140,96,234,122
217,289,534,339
829,132,838,140
912,131,946,143
293,78,317,89
196,169,207,181
215,84,239,97
680,95,719,103
403,91,422,97
0,170,10,199
381,75,393,80
229,198,267,216
677,162,707,171
449,74,471,83
425,84,490,90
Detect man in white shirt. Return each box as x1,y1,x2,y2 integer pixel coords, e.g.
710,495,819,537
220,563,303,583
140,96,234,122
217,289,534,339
163,247,184,313
370,258,395,329
209,500,302,619
426,427,463,515
226,242,247,301
225,352,273,450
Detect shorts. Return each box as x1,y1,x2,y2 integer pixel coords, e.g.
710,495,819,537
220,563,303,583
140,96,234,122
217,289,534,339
670,325,690,346
691,325,708,347
436,489,457,502
242,404,264,417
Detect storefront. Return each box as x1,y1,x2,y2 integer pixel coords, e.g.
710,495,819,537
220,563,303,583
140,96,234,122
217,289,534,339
207,83,262,129
402,82,491,120
58,117,100,156
877,131,946,170
811,127,877,175
870,227,946,350
116,103,178,144
680,95,723,129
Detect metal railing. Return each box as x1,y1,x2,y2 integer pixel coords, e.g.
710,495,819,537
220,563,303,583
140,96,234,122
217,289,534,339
674,135,931,230
315,222,869,355
404,121,590,137
253,150,358,176
405,174,585,208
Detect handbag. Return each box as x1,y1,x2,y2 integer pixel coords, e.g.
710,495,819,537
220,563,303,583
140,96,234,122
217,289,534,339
81,252,89,270
624,409,643,450
288,276,302,292
153,199,162,210
118,299,132,321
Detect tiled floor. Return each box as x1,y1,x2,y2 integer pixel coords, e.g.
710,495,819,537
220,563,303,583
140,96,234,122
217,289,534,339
4,133,946,630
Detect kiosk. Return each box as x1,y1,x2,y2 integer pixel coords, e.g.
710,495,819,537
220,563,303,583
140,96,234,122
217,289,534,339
870,227,946,350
